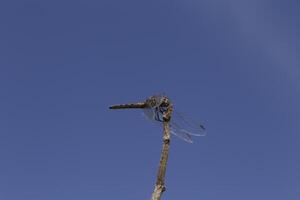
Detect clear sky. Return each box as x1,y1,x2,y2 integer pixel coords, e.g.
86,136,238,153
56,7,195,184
1,0,299,199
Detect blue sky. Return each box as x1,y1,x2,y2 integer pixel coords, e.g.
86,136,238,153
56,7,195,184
0,0,299,199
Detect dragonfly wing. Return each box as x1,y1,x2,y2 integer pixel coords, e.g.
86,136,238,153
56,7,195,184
170,121,193,143
171,111,206,136
142,106,206,143
143,107,156,121
143,106,165,122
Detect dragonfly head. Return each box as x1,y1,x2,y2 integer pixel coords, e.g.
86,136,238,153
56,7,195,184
144,94,173,122
146,94,171,108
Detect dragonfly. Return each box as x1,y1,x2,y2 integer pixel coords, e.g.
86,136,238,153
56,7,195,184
110,94,206,143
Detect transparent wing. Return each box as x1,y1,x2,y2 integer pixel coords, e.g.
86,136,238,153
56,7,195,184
169,121,194,143
142,107,164,122
142,107,206,143
171,111,206,136
143,107,156,121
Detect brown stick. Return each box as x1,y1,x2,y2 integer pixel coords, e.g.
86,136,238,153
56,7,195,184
151,103,173,200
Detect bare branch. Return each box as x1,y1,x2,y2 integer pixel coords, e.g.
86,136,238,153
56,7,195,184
151,101,173,200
